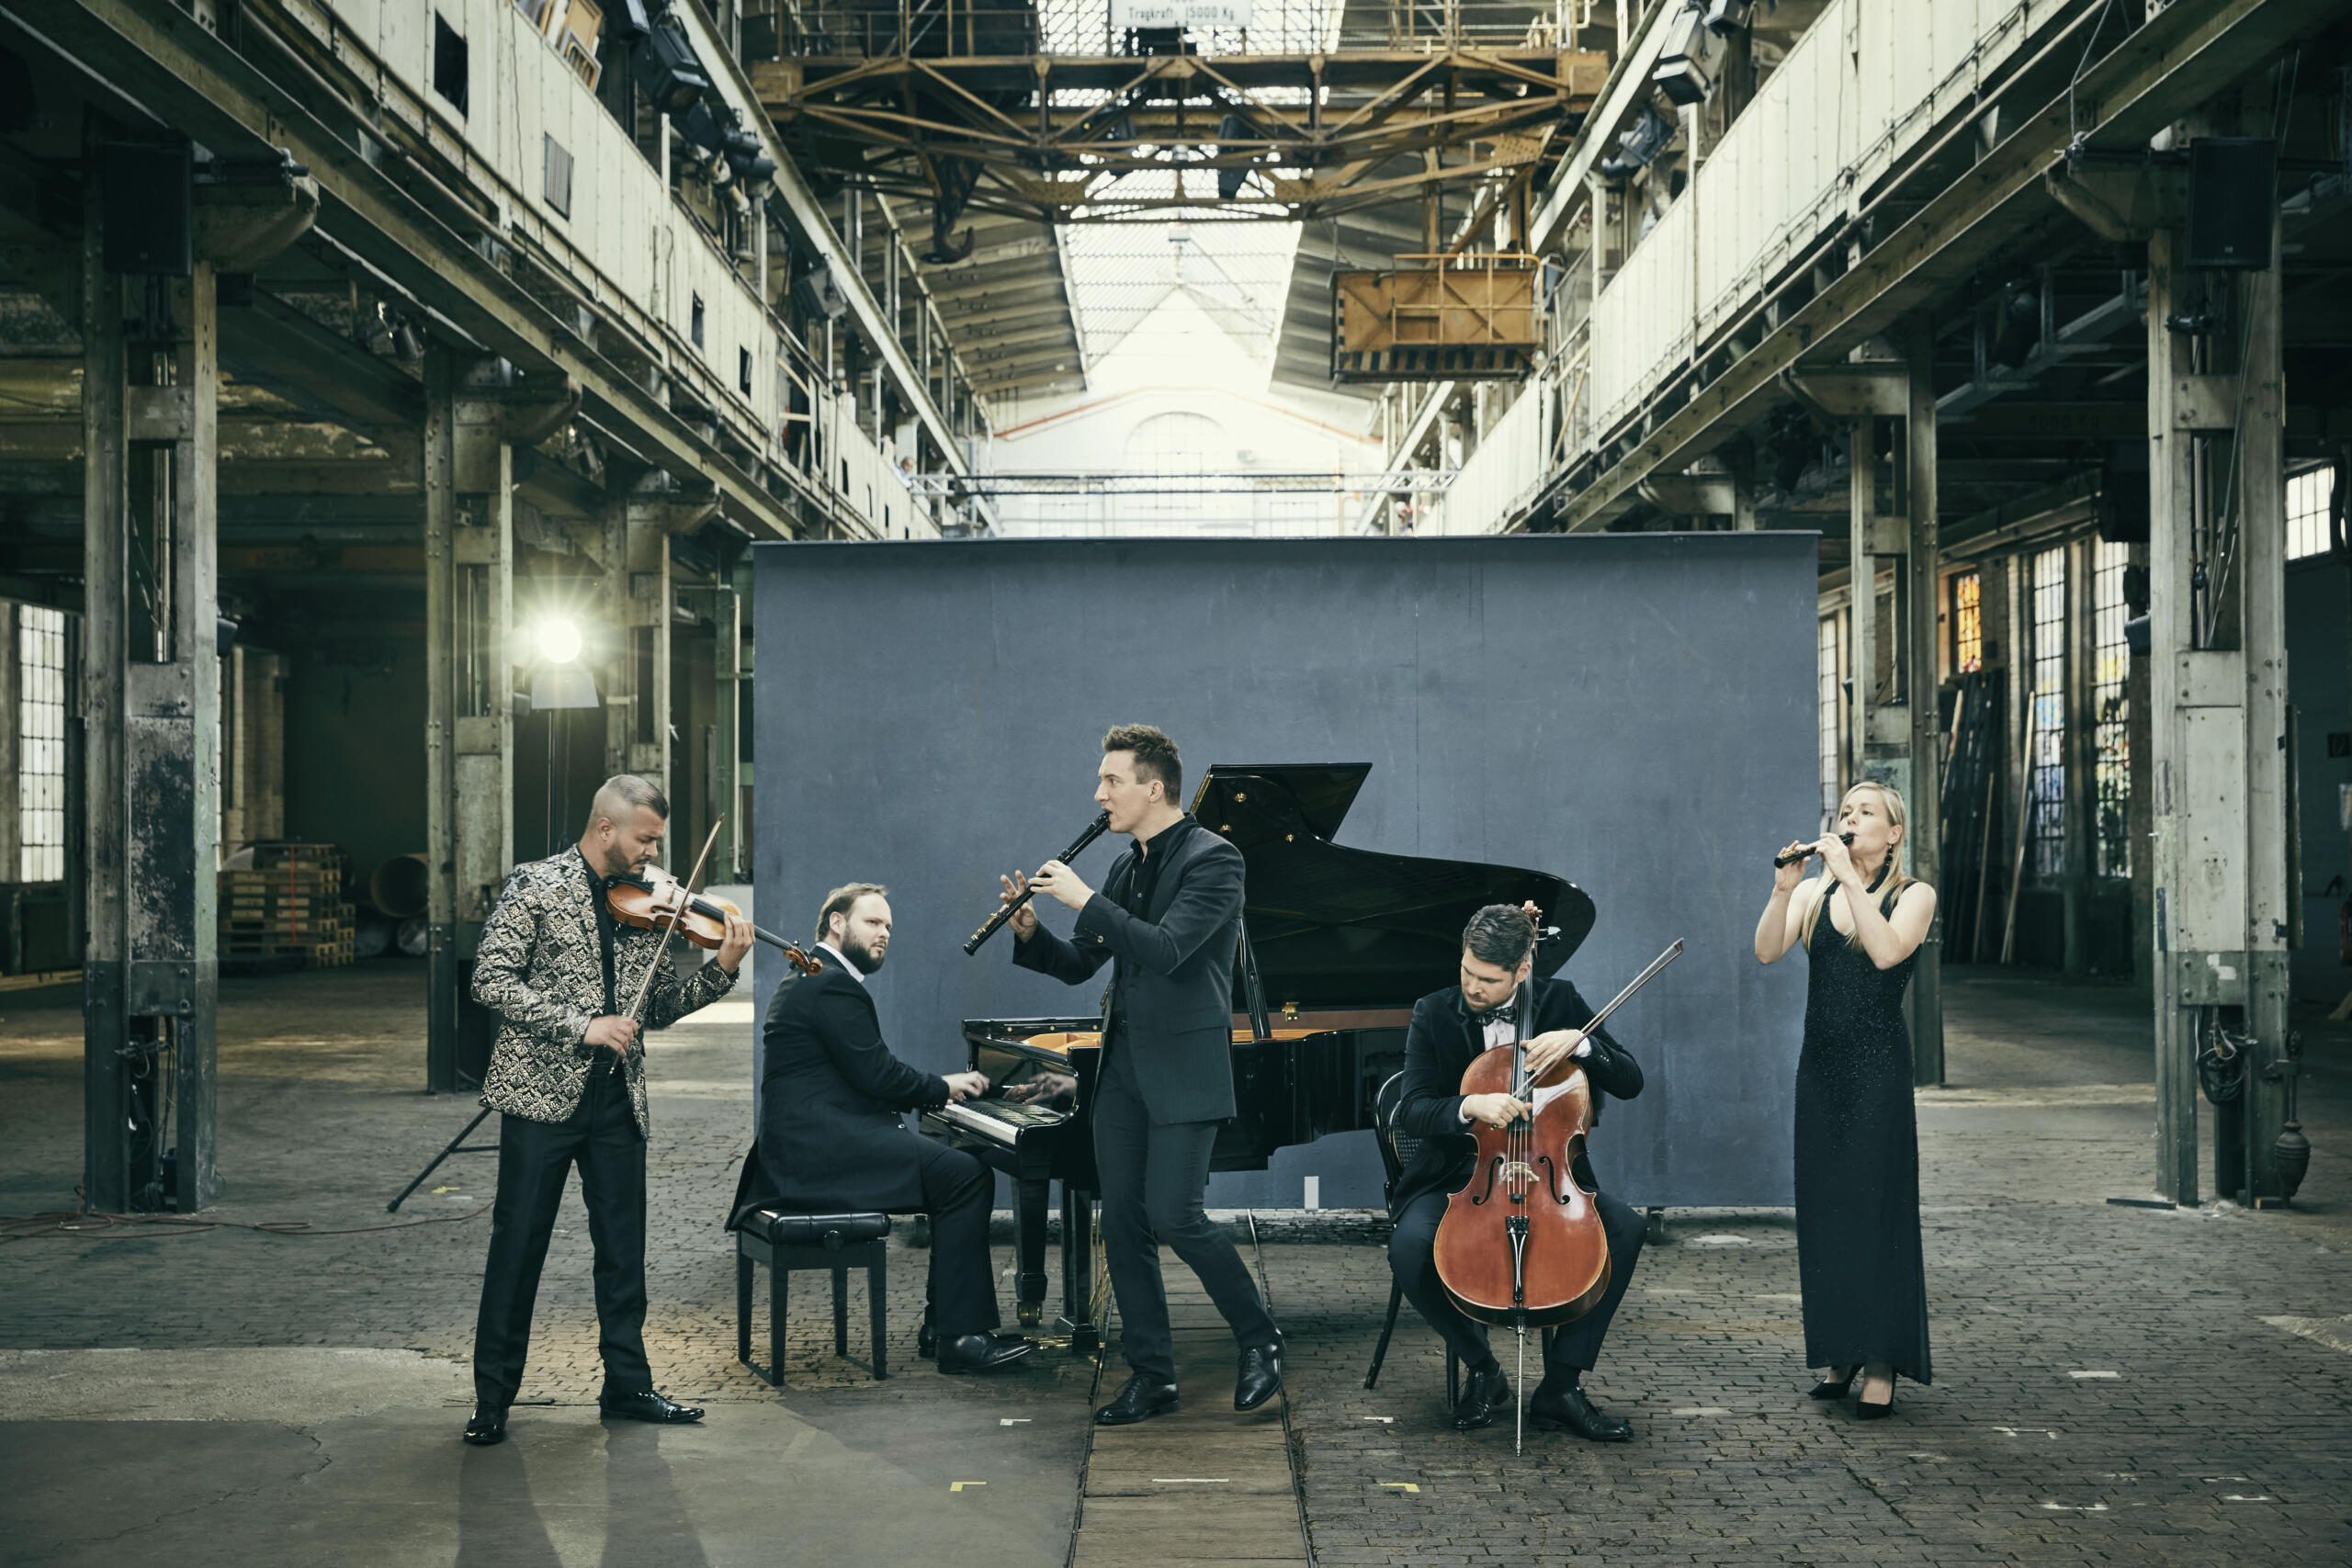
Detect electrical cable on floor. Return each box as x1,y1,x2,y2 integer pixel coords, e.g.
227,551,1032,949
0,1190,492,1245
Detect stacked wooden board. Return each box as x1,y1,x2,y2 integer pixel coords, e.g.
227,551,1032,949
219,843,356,967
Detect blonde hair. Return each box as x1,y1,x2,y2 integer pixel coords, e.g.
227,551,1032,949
1802,782,1913,950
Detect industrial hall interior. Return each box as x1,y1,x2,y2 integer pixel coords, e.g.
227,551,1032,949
5,0,2352,1564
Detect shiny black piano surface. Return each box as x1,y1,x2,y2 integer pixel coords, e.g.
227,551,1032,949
920,761,1594,1337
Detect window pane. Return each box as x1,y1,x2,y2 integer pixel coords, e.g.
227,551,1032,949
17,605,69,884
2029,548,2067,879
2092,543,2131,878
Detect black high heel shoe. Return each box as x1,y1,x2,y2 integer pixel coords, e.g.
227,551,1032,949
1854,1390,1895,1420
1807,1367,1857,1400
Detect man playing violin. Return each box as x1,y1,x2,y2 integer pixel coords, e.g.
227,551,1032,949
1386,903,1648,1440
463,774,752,1446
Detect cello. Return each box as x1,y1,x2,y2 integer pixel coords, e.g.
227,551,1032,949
1431,930,1683,1451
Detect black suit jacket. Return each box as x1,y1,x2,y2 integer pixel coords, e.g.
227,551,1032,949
1012,818,1246,1124
1388,976,1645,1219
745,950,952,1214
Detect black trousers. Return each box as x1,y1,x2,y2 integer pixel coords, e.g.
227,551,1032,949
911,1136,999,1339
1386,1189,1644,1382
472,1066,650,1409
1092,1040,1276,1383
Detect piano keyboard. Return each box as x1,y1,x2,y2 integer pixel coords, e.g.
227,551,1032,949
934,1100,1069,1145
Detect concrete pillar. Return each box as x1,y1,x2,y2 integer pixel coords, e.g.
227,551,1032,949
1847,419,1876,782
82,170,221,1211
423,352,518,1093
1905,325,1942,1086
605,493,673,795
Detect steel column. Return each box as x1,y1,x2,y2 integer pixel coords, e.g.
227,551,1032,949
1905,325,1943,1086
81,152,221,1210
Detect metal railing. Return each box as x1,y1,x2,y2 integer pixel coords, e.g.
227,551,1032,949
744,0,1581,58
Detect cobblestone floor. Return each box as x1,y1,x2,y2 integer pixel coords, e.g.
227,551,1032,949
1,963,2347,1565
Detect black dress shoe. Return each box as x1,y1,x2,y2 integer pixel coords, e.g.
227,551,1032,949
461,1405,507,1446
1527,1382,1633,1442
1451,1363,1512,1430
1808,1367,1857,1399
598,1388,705,1425
1234,1337,1283,1412
1094,1371,1180,1426
1854,1393,1896,1420
937,1333,1035,1373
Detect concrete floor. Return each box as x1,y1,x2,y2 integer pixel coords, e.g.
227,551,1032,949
2,962,2347,1565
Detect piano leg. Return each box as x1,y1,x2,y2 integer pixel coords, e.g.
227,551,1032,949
1057,1180,1100,1352
1014,1175,1050,1327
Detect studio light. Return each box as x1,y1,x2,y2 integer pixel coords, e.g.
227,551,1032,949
632,21,710,116
1599,107,1673,183
535,615,583,665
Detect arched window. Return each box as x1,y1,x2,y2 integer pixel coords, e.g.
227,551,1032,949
1124,412,1231,474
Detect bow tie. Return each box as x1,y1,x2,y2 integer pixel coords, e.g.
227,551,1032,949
1471,1003,1517,1029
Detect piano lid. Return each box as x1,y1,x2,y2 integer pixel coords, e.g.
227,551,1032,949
1189,762,1597,1012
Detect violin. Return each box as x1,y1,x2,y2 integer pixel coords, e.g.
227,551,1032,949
606,869,820,976
1431,933,1683,1451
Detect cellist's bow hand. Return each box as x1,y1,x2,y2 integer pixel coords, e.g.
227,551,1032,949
1522,1029,1589,1080
1462,1091,1533,1130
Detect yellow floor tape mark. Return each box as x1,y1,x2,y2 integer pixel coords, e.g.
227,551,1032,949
950,1482,986,1493
1380,1483,1421,1493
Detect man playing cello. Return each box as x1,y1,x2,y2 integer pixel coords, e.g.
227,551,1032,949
1385,903,1648,1439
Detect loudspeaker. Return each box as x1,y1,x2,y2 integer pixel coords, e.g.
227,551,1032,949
101,141,191,276
2184,137,2276,271
792,263,849,321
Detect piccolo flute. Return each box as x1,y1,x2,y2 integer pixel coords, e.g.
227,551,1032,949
965,811,1113,955
1773,831,1854,869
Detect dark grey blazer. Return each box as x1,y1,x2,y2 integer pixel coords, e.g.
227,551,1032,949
1012,818,1245,1125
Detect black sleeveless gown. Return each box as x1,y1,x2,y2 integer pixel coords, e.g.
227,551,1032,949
1793,879,1932,1384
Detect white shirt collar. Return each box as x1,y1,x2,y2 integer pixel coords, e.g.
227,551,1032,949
818,942,867,986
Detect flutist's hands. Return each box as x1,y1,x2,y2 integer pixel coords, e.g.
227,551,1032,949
584,1015,640,1056
1028,859,1093,912
997,871,1040,939
1815,831,1860,886
1773,843,1812,893
944,1071,990,1102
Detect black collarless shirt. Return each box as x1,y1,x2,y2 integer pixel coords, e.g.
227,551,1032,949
574,848,619,1016
1122,814,1197,919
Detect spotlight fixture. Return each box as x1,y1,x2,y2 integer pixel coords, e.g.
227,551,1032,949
1702,0,1754,32
534,615,583,665
631,20,709,116
1989,286,2038,369
363,303,396,356
1599,106,1673,183
1653,6,1717,107
392,318,424,362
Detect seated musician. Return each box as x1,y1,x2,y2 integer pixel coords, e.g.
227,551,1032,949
751,882,1034,1374
1386,903,1647,1440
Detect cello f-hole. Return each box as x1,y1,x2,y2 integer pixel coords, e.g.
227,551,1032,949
1469,1155,1501,1207
1539,1154,1570,1205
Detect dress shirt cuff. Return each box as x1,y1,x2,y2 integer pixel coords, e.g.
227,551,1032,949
1456,1097,1476,1125
568,1013,597,1054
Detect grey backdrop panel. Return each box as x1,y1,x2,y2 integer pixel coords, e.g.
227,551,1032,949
753,534,1819,1208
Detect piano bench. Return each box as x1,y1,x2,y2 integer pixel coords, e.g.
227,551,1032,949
734,1209,894,1385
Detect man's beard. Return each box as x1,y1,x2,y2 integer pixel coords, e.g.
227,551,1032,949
841,936,887,976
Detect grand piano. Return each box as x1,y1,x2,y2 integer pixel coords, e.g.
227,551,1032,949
921,761,1595,1346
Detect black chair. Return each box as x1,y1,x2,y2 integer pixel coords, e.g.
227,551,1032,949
733,1207,894,1384
1363,1071,1552,1410
1364,1070,1462,1408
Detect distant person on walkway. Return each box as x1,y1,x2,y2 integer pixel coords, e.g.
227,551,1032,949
736,882,1035,1374
998,723,1284,1426
463,774,752,1446
1385,902,1648,1440
1755,781,1939,1418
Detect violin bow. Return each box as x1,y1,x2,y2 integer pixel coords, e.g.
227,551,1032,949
618,816,725,1050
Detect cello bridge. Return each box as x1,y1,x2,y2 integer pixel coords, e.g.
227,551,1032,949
1498,1161,1537,1185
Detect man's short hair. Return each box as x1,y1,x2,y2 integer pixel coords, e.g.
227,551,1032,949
1461,903,1537,971
1102,723,1182,800
586,774,668,832
815,882,888,942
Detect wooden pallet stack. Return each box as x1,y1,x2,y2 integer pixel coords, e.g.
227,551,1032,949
219,843,356,968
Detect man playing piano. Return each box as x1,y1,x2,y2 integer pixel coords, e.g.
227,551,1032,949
1386,903,1648,1440
750,883,1035,1374
1001,724,1284,1426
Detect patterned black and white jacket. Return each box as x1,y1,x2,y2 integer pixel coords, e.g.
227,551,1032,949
472,851,739,1135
